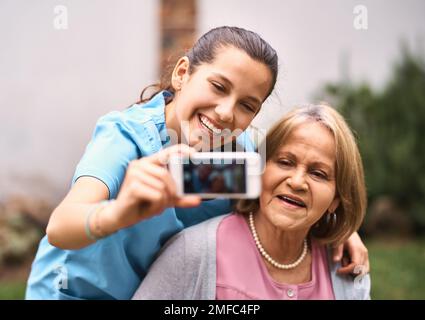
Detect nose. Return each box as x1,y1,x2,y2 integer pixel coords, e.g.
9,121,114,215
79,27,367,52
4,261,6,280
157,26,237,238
215,101,234,123
287,168,308,191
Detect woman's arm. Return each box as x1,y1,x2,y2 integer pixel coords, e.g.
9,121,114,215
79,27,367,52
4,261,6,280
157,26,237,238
133,216,219,300
331,232,370,275
46,176,111,249
132,232,187,300
47,145,201,250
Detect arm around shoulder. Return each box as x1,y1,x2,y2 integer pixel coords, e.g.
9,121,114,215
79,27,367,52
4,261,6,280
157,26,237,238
132,231,188,300
132,217,220,300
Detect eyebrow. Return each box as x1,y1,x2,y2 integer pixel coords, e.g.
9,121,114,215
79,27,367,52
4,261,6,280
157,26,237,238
211,72,262,105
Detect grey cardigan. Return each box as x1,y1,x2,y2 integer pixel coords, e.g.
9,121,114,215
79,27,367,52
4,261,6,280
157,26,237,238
133,215,371,300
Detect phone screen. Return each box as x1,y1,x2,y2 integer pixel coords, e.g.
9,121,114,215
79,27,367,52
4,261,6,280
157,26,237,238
183,159,246,194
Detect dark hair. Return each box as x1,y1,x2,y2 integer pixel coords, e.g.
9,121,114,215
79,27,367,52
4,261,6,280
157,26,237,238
138,26,278,104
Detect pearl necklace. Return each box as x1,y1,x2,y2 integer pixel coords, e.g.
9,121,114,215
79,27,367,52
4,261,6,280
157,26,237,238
248,213,308,270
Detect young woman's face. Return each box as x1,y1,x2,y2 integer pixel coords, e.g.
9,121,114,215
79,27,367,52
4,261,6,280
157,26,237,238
170,46,272,150
259,122,340,233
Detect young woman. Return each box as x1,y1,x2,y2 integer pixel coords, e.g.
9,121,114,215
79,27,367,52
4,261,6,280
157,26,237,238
26,26,368,300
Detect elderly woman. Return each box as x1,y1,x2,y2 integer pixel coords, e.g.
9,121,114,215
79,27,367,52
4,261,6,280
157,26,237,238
133,104,370,300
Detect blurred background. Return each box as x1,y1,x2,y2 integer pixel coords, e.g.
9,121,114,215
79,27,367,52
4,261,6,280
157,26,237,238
1,0,424,299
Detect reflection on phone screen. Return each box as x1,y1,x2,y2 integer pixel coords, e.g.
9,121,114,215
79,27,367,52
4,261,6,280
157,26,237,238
183,159,246,194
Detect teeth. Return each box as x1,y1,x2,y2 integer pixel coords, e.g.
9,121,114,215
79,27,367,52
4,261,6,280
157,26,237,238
200,115,222,135
280,196,305,207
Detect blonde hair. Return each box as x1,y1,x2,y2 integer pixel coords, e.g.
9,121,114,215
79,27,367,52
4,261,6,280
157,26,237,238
236,104,367,245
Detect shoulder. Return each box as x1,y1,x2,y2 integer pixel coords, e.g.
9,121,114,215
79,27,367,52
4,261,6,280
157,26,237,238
94,90,169,134
95,105,160,133
174,215,228,249
72,93,169,199
159,215,228,270
87,91,171,155
325,246,371,300
134,215,228,300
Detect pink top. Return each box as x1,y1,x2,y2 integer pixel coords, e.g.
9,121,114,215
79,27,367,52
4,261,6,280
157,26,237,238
216,214,335,300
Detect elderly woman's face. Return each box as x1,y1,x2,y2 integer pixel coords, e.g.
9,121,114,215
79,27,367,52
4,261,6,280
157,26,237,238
259,121,340,232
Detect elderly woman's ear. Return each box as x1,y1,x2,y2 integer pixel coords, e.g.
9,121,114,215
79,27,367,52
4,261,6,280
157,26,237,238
328,197,340,214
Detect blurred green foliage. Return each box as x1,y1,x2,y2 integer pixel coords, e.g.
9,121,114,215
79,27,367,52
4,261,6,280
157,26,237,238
318,45,425,233
0,281,26,300
367,238,425,299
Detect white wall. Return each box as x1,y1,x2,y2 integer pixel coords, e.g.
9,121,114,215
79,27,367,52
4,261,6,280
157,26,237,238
0,0,158,201
199,0,425,130
1,0,425,202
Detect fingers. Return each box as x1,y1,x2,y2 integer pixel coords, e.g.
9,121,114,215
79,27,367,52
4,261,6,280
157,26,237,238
131,169,167,191
361,247,370,274
348,248,369,275
174,195,202,208
138,162,177,197
129,181,168,214
337,261,368,276
133,144,199,205
345,232,370,275
364,260,370,274
336,251,369,275
141,161,201,208
336,262,357,275
150,144,196,166
121,144,202,218
335,232,370,276
123,161,174,212
332,244,344,262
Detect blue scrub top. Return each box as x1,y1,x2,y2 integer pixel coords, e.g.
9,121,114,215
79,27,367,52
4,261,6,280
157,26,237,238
25,91,256,300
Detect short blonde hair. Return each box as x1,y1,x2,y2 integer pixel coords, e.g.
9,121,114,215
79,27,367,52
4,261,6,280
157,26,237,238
236,104,367,245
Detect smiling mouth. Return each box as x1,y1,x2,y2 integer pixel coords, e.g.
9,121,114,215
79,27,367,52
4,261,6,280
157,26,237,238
277,195,307,208
198,114,223,135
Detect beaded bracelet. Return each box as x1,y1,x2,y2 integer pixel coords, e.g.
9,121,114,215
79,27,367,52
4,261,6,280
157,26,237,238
85,200,113,241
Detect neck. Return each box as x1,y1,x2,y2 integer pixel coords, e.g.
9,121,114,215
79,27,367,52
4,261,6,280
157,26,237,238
164,99,181,143
251,212,310,264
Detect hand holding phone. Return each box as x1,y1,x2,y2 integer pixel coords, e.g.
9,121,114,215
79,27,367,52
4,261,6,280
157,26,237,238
169,152,262,199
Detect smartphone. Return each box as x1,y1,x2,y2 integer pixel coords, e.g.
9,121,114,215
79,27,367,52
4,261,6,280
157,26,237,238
169,152,262,199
